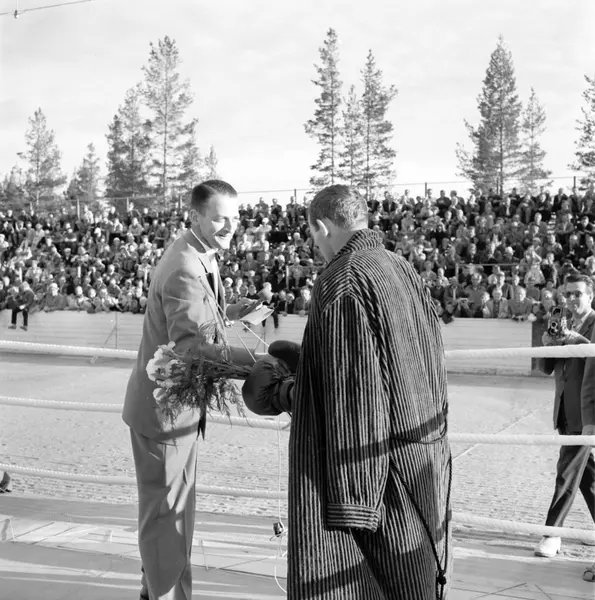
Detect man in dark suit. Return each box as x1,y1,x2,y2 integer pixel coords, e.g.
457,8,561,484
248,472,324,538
122,180,261,600
534,272,595,559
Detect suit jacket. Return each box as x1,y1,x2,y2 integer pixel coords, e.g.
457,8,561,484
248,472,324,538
122,230,226,444
581,320,595,428
538,310,595,433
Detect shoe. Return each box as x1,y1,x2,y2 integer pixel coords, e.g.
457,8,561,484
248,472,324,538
583,539,595,547
534,536,561,557
20,325,27,331
0,472,12,493
8,324,16,329
584,562,595,582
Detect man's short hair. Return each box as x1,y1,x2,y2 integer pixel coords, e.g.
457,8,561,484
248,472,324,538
564,272,594,293
190,180,238,213
308,185,368,230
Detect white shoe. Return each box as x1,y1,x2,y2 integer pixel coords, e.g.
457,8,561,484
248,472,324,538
534,536,561,558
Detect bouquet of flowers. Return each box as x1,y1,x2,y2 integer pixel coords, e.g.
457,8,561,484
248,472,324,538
146,322,252,426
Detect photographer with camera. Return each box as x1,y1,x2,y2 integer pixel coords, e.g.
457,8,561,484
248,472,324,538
533,273,595,569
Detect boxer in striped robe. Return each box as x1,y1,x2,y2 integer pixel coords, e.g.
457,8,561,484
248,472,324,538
243,184,453,599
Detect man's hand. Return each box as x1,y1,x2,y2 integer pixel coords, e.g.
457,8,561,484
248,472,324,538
582,424,595,437
541,332,559,346
226,299,262,321
561,330,590,345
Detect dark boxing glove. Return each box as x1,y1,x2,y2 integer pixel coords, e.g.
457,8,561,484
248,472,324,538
268,340,301,373
242,355,294,416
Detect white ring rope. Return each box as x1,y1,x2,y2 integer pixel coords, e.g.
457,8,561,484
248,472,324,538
0,396,593,446
1,339,595,360
1,342,594,548
0,462,593,543
0,463,284,500
451,513,595,544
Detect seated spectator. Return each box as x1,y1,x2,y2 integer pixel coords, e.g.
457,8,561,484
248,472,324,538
509,287,534,321
42,283,67,312
67,286,92,312
471,291,492,318
293,286,311,316
524,276,541,302
464,273,486,311
93,287,115,312
8,281,35,331
486,288,510,319
0,279,6,310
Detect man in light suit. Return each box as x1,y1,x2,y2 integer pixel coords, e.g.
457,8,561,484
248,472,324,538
122,180,261,600
534,272,595,560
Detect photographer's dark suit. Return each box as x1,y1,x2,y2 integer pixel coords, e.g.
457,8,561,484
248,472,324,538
537,310,595,528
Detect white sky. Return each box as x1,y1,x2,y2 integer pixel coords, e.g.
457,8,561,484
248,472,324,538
1,0,594,202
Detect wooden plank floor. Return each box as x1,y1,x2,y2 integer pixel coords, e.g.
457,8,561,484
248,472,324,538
0,496,592,599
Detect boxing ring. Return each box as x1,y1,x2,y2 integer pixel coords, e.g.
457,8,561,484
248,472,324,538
0,338,594,597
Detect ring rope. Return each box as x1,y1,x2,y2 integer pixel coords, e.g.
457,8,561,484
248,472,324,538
0,396,593,445
0,462,593,544
0,462,285,500
2,341,595,551
1,339,595,360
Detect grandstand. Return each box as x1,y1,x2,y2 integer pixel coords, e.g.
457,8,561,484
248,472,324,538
1,183,594,325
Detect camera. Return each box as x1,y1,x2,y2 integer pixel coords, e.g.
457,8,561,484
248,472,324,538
547,307,568,338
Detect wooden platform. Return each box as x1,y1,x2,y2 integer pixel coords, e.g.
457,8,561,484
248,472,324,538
0,496,591,599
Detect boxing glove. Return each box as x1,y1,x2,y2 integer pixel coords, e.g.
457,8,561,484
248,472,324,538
242,355,294,416
268,340,301,373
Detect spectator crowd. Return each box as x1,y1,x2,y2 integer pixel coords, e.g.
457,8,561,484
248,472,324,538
1,182,595,331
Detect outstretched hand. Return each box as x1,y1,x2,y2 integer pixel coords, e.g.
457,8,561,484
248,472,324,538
226,299,262,322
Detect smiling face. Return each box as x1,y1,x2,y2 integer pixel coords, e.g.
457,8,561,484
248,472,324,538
565,281,594,320
192,193,240,251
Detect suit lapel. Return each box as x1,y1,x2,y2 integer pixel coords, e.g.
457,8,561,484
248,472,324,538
578,311,595,337
183,230,227,320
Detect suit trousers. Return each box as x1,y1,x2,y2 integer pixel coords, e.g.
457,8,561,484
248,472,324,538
130,428,199,600
544,430,595,528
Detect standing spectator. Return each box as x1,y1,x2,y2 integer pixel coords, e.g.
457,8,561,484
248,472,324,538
534,273,595,560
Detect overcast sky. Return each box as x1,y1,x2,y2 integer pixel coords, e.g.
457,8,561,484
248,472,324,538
1,0,594,201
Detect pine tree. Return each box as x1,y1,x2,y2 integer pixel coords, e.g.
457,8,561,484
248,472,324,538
23,108,66,206
304,28,343,188
106,84,151,199
105,114,126,198
518,88,552,193
570,74,595,186
2,167,27,210
175,118,203,193
203,145,219,180
338,85,365,187
77,143,101,205
456,36,522,194
142,36,195,201
360,50,398,197
65,169,82,205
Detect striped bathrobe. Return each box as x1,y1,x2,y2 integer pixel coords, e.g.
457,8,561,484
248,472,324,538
288,229,452,600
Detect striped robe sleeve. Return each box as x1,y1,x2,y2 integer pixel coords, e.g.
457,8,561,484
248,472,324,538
320,293,390,532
